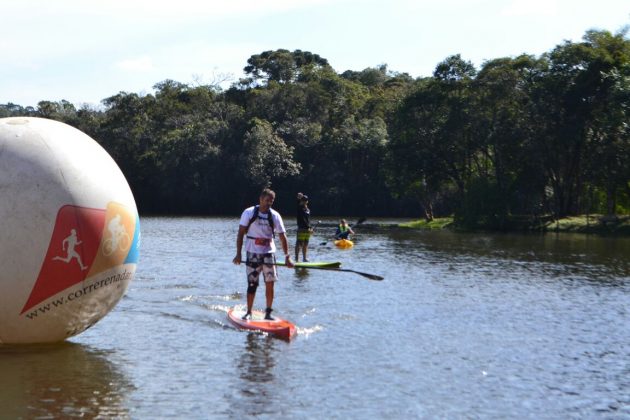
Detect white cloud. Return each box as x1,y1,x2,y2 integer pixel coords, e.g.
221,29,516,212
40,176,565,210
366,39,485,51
115,56,154,72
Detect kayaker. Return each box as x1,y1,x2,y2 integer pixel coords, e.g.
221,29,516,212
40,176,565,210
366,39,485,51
335,219,354,240
233,188,294,320
295,192,313,262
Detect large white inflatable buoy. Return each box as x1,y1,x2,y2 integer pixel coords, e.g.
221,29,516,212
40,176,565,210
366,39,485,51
0,117,140,344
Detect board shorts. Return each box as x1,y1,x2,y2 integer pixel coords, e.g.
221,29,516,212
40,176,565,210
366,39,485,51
246,252,278,286
296,228,312,243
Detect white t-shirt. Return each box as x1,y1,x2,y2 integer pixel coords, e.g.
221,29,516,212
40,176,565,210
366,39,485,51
239,206,287,254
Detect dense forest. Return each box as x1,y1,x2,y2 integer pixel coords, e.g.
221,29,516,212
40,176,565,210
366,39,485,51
2,28,629,229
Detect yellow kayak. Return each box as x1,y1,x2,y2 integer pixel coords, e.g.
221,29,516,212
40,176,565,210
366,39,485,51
334,239,354,248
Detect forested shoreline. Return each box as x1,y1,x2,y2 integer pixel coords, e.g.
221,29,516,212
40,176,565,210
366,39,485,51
2,28,629,230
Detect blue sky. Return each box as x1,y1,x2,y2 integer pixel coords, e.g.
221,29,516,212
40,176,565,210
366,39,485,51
1,0,628,107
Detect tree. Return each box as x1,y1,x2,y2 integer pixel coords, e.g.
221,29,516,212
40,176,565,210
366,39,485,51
242,49,330,85
36,100,78,124
387,78,457,220
471,55,547,218
531,29,630,217
388,55,484,222
433,54,477,82
240,118,301,188
0,103,34,117
579,29,630,215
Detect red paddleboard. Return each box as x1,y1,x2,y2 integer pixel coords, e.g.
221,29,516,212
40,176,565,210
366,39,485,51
227,308,297,341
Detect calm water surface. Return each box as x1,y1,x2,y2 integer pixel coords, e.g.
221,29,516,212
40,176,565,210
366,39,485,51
1,217,629,419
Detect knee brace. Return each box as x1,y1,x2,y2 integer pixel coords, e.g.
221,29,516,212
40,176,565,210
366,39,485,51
247,283,258,295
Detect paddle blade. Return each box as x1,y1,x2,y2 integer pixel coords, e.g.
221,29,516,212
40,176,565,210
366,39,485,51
353,270,384,281
321,267,383,281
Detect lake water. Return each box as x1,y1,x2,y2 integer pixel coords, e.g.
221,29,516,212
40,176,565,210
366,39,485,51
1,217,629,419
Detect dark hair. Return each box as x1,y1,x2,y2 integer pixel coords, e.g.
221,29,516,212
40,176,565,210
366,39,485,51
260,188,276,199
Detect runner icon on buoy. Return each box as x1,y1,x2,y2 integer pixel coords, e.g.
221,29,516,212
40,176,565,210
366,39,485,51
52,228,88,270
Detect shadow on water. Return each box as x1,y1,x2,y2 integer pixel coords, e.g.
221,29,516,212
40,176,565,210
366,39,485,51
294,267,310,278
0,342,133,418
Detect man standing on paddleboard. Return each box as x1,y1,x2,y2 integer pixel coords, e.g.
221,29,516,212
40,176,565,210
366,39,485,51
233,188,294,320
295,192,313,262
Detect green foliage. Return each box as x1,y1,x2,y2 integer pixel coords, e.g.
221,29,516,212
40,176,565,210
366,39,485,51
545,215,630,234
243,49,330,85
399,217,453,229
240,118,301,188
0,103,36,117
433,54,477,82
2,32,629,223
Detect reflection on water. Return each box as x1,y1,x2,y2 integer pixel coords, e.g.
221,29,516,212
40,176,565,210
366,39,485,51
230,333,279,417
238,333,277,385
0,342,132,418
292,268,313,291
383,228,630,281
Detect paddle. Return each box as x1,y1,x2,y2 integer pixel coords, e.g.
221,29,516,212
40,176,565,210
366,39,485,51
320,217,367,245
245,261,383,281
283,264,383,281
311,220,322,231
301,265,383,281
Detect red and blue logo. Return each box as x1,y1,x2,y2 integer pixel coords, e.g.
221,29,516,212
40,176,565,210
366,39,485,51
21,202,139,314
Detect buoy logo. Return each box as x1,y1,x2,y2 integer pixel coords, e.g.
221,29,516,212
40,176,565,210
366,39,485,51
103,214,131,256
52,228,89,270
21,202,139,315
